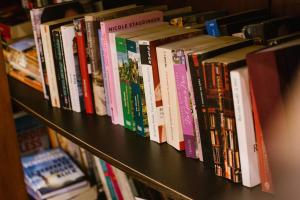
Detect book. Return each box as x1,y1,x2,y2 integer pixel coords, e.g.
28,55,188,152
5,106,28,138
246,38,300,192
40,13,86,108
112,166,135,200
74,18,94,114
188,36,254,168
114,24,166,131
242,16,300,44
230,66,260,187
21,148,89,200
52,28,72,110
201,45,264,182
84,4,142,116
93,156,113,200
267,31,300,46
156,35,214,154
100,10,164,125
30,1,85,100
7,67,43,92
14,112,50,156
169,10,226,28
137,27,202,144
120,23,169,136
61,24,84,113
205,8,268,36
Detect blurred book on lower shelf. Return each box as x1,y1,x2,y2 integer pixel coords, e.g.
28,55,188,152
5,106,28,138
22,148,96,200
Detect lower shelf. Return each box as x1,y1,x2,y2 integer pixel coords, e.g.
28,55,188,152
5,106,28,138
8,77,273,200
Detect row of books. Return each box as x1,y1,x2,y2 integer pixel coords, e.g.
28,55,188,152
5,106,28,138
27,1,300,193
15,111,166,200
50,131,166,200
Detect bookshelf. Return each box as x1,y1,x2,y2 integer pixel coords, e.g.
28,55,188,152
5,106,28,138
7,77,274,200
0,0,298,199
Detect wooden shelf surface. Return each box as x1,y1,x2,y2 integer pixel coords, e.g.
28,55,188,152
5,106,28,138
9,77,274,200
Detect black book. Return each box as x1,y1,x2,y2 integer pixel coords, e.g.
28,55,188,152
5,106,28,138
187,37,253,168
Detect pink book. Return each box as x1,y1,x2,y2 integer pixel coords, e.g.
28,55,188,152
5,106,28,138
173,53,197,158
100,11,163,124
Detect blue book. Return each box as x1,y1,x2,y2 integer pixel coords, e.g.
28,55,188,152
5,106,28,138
21,148,88,200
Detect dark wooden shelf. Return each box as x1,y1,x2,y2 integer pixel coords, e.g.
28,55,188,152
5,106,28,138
8,77,274,200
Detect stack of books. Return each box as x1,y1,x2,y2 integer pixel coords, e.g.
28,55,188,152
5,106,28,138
22,148,97,200
9,1,299,195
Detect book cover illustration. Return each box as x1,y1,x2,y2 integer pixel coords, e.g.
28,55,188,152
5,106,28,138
22,148,87,199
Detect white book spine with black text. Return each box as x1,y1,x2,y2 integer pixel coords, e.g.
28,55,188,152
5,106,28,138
156,47,184,150
61,25,81,112
230,66,260,187
40,24,60,108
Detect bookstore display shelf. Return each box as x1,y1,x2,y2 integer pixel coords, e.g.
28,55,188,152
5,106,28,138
9,77,274,200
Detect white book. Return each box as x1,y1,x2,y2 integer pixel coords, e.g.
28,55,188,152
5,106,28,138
40,24,60,108
109,32,124,126
93,156,112,200
61,24,82,112
112,166,135,200
156,47,184,150
230,66,260,187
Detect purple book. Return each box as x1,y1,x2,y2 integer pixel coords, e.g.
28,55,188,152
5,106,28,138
173,52,197,158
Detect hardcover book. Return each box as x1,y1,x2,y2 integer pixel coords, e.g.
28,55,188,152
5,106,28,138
201,45,264,182
100,10,164,125
246,38,300,192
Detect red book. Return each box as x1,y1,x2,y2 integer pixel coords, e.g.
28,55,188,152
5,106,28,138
74,18,94,114
105,163,124,200
247,38,300,193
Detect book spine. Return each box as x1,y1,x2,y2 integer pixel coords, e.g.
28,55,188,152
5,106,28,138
110,33,124,126
230,67,260,187
86,18,107,116
173,52,197,158
139,41,163,143
99,160,118,200
205,19,221,36
74,19,94,114
61,25,83,113
116,36,135,130
30,9,50,100
40,24,60,108
185,51,203,160
98,29,111,116
105,163,124,200
157,47,185,150
52,29,72,110
101,24,118,124
211,62,241,183
93,156,112,200
127,40,149,136
188,54,214,167
249,80,273,192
